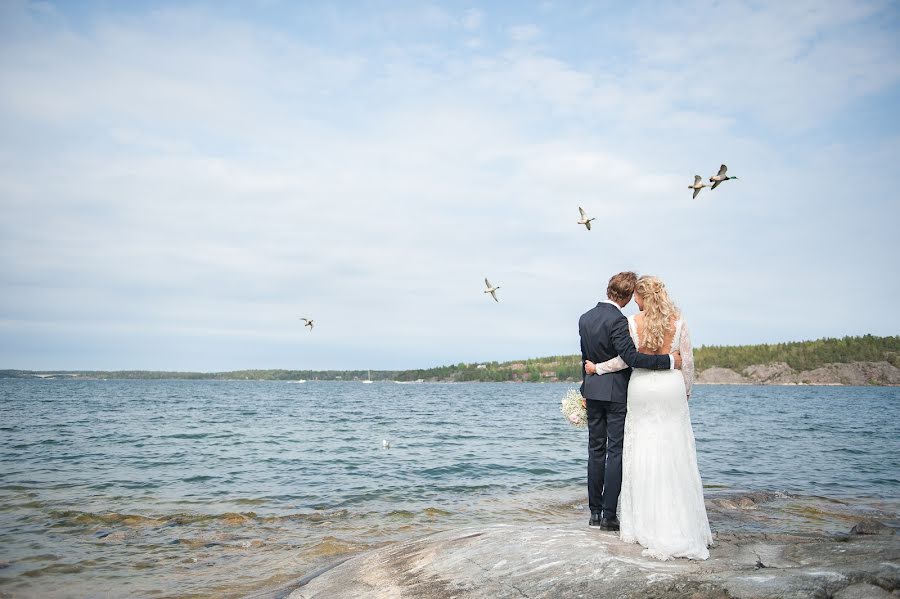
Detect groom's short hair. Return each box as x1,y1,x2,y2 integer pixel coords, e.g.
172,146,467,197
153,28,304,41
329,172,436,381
607,271,637,304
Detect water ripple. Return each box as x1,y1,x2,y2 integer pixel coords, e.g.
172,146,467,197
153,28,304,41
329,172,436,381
0,379,897,598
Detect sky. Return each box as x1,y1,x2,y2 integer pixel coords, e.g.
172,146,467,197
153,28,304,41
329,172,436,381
1,0,899,371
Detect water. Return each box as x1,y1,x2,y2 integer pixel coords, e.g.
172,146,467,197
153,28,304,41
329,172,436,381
1,380,897,598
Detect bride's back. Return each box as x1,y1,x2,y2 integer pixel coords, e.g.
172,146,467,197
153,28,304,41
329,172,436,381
632,313,678,355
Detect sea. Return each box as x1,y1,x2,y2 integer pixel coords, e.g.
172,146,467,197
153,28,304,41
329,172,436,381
1,380,898,598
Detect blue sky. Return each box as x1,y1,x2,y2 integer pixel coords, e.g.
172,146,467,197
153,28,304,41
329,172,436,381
1,0,899,371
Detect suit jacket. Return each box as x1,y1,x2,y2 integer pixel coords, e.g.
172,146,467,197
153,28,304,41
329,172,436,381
579,302,670,403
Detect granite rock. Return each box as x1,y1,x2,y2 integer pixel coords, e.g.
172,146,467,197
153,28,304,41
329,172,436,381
284,522,899,599
851,518,896,536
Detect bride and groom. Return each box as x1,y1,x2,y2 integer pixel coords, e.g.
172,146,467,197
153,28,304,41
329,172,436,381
578,271,712,561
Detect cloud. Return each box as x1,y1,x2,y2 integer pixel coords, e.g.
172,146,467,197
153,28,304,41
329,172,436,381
508,24,540,42
0,0,898,370
461,8,482,31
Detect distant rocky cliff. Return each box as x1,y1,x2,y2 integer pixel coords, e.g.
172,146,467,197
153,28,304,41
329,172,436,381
697,361,900,386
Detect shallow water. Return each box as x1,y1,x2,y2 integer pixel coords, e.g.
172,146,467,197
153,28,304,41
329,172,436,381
1,380,897,597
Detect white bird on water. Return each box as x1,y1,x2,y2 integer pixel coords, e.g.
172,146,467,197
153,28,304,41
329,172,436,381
709,164,739,190
382,439,390,449
577,206,596,230
484,278,500,302
688,175,709,199
299,317,314,332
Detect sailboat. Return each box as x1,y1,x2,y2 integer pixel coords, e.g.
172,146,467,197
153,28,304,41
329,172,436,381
362,369,374,384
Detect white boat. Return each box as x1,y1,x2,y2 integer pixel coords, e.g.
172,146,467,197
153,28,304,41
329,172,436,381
362,369,374,384
289,380,306,384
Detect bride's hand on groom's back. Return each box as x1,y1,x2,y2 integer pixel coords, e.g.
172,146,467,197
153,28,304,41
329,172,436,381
584,360,597,375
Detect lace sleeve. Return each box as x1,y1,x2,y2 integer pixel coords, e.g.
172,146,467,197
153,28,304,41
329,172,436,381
680,320,695,398
594,355,628,374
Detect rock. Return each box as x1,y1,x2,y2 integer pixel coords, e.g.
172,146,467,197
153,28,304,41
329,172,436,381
697,368,748,384
833,583,893,598
799,362,900,386
743,362,794,383
738,497,758,510
709,491,784,512
851,518,896,536
95,530,129,542
697,361,900,386
285,523,900,599
221,512,253,525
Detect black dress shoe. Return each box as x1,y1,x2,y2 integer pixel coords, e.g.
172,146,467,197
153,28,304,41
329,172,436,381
589,512,602,526
599,517,620,531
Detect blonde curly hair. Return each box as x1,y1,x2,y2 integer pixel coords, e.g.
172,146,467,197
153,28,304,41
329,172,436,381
635,275,680,352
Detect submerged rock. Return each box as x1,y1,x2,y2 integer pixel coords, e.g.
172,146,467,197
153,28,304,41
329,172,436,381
850,518,896,536
95,530,129,542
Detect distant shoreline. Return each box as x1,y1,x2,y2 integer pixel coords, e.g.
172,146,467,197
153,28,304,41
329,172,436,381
3,334,896,385
1,368,898,387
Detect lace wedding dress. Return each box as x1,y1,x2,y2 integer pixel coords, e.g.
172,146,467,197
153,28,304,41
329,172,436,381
596,316,712,560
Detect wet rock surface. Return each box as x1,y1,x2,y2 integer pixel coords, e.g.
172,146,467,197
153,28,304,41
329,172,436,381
273,495,899,599
851,518,896,536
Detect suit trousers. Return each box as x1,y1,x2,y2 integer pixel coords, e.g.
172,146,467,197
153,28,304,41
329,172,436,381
587,399,627,518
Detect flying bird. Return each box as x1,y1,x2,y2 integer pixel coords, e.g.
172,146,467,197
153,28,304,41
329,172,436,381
577,206,596,230
299,317,315,332
484,278,500,302
709,164,738,190
688,175,709,199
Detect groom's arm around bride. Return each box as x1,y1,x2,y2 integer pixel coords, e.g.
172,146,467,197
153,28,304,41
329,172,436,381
579,272,681,403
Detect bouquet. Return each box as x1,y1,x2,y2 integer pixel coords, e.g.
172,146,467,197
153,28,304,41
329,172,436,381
560,388,587,428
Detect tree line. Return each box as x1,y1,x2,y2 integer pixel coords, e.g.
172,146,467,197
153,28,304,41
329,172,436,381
2,335,895,382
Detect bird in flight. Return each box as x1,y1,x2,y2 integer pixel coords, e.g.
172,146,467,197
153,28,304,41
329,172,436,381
484,278,500,302
688,175,709,199
709,164,739,190
577,206,596,230
299,317,314,332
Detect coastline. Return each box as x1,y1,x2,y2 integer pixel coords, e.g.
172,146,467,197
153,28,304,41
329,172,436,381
3,359,899,386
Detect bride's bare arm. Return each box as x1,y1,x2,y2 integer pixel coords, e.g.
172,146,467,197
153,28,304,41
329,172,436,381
584,355,628,376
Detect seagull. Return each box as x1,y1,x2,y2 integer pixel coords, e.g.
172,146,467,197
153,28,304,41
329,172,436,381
299,317,314,332
382,439,390,449
688,175,709,199
577,206,596,230
709,164,738,190
484,278,500,302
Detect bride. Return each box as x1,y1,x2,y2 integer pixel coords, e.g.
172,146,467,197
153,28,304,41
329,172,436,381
585,275,712,560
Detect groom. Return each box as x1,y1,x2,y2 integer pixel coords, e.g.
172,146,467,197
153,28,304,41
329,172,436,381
579,271,681,530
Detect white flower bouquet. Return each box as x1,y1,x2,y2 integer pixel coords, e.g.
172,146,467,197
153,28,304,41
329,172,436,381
560,388,587,428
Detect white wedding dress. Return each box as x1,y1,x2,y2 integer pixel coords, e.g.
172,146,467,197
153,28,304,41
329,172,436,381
596,315,712,560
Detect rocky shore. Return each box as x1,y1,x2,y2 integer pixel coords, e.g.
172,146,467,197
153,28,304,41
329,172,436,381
697,361,900,386
262,493,899,599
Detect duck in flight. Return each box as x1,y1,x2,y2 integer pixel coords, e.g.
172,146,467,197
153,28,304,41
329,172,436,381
484,278,500,302
688,175,709,199
299,317,314,332
577,206,596,230
709,164,738,190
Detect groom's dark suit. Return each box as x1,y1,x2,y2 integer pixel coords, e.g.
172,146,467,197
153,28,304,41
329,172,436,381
579,301,671,519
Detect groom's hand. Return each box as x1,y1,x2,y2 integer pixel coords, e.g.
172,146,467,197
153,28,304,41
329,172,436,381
673,352,683,370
